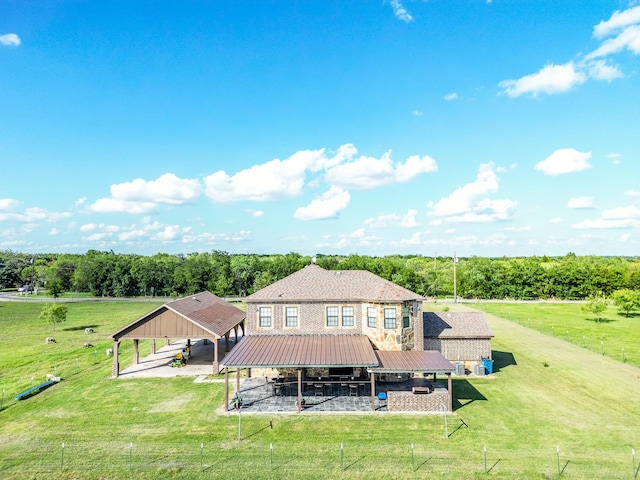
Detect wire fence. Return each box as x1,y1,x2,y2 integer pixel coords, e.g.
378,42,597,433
1,438,637,478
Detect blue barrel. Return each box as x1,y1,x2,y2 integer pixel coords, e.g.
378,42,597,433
482,358,494,375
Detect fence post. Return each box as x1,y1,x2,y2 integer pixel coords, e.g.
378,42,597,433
484,445,487,473
556,445,561,475
61,442,65,470
411,444,415,472
200,442,204,472
129,442,133,471
633,448,636,479
340,443,344,469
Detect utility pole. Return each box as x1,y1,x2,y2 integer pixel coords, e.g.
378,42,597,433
453,251,457,304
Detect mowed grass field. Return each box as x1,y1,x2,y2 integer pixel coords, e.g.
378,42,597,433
1,300,639,479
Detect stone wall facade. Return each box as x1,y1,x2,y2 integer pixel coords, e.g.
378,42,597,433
246,300,423,352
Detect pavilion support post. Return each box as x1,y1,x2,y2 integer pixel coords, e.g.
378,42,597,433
297,369,302,413
236,368,241,394
225,333,230,353
224,368,229,412
133,339,139,365
370,372,376,411
165,338,170,346
447,373,453,412
111,340,120,378
241,320,245,337
150,339,156,354
213,339,220,373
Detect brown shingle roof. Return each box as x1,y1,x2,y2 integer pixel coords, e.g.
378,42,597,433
220,334,379,368
111,291,245,340
372,350,454,373
245,264,424,302
423,311,494,339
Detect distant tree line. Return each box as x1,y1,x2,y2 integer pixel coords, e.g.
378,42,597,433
1,250,639,302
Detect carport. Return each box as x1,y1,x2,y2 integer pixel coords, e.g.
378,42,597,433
110,291,246,377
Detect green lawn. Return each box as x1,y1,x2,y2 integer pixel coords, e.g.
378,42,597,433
468,301,640,368
1,300,639,479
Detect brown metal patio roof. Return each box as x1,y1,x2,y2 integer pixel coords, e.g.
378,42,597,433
220,334,379,369
372,350,454,374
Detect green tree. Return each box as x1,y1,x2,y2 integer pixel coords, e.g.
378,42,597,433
46,278,64,299
582,292,608,323
611,289,640,317
39,303,68,332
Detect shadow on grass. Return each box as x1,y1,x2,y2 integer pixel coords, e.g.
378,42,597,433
343,455,366,471
452,379,486,411
241,421,273,440
62,325,100,331
584,317,616,324
487,458,501,473
491,350,517,373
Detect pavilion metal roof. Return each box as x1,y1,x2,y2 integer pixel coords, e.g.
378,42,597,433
220,334,379,368
111,291,246,341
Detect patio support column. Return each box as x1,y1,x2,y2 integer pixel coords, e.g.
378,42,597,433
151,339,156,354
447,373,452,412
224,367,229,412
111,340,120,378
297,369,302,413
133,339,139,364
225,332,230,352
370,372,376,411
236,368,241,394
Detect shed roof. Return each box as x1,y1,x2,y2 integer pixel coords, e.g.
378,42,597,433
245,264,424,303
220,334,379,368
372,350,454,373
423,311,494,339
111,291,245,341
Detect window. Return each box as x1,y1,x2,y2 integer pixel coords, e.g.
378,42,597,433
285,306,298,327
367,307,377,328
402,306,410,328
384,308,396,329
342,306,354,327
259,306,272,327
326,306,339,326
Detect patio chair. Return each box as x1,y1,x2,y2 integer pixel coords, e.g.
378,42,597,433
314,383,324,397
349,384,358,396
377,392,387,410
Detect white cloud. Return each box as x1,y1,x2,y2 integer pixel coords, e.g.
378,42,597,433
246,208,265,218
573,218,640,229
567,196,597,209
444,92,458,101
204,148,326,203
390,0,413,23
0,33,20,46
0,206,71,223
411,110,423,116
364,209,419,228
89,173,201,214
534,148,592,176
88,198,158,214
326,151,437,189
427,163,516,223
601,205,640,219
182,230,251,245
620,233,631,242
550,217,563,224
154,225,184,241
0,198,20,211
499,62,587,98
503,225,532,232
586,59,623,80
587,24,640,59
293,186,351,221
593,6,640,38
626,189,640,197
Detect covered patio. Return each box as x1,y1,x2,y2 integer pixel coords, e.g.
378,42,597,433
110,292,246,377
221,334,454,413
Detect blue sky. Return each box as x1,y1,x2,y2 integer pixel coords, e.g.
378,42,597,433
1,1,639,258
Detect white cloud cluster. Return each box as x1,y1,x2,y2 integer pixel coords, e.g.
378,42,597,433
534,148,592,176
567,196,597,209
499,6,640,97
390,0,413,23
364,209,419,229
0,33,20,46
0,198,71,223
293,186,351,221
573,204,640,229
427,163,516,224
89,173,201,214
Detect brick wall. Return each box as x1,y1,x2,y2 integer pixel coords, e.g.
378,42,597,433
387,383,450,412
